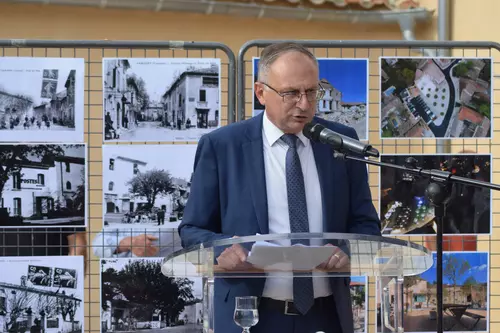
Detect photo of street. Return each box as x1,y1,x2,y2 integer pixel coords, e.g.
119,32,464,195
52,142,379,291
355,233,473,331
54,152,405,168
0,255,84,333
380,57,492,139
351,276,368,333
253,57,369,140
0,57,84,143
100,258,203,333
377,252,488,332
0,143,87,228
102,58,221,142
102,144,196,229
380,154,491,236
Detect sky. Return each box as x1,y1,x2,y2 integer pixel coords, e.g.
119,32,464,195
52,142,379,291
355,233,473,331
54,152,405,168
351,276,367,284
418,252,488,285
103,144,197,181
253,57,368,103
0,57,82,105
116,58,220,103
102,258,203,298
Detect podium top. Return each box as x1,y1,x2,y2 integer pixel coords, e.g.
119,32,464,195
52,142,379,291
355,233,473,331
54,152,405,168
161,232,433,279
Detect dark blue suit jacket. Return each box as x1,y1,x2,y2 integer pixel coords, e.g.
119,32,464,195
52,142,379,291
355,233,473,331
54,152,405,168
178,112,381,333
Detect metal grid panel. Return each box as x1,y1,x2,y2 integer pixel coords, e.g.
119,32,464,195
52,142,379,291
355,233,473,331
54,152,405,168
0,39,235,333
238,40,500,333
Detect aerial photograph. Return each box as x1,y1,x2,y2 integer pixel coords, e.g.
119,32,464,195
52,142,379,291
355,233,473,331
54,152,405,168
380,57,492,139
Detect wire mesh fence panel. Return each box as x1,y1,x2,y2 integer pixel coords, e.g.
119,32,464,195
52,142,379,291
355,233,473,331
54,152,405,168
239,40,500,333
0,40,235,333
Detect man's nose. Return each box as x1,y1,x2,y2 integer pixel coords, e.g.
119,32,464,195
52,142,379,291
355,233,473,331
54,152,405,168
296,93,312,109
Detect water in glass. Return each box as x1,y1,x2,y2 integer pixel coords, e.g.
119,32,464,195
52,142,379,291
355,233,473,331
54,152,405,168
234,296,259,333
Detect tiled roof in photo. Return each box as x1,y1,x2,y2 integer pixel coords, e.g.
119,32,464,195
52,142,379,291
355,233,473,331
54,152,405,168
217,0,422,10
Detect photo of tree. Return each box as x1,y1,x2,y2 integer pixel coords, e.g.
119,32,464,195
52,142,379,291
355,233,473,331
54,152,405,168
380,57,492,139
0,256,84,333
102,144,196,229
376,252,488,332
100,258,202,333
0,143,87,228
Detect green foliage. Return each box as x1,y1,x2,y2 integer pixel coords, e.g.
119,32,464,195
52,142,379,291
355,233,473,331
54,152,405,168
478,104,490,119
127,169,175,207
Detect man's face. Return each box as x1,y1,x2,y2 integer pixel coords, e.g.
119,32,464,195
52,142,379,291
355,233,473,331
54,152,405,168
254,51,319,134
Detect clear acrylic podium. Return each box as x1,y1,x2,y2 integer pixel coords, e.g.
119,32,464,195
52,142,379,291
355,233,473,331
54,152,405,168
161,232,433,333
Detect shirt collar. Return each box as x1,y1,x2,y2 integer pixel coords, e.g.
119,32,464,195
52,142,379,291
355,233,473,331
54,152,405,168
262,110,310,148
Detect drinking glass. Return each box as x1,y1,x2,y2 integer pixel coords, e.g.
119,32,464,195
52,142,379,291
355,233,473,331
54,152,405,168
233,296,259,333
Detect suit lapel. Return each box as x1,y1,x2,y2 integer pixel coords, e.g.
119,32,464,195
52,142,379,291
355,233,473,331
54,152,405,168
242,113,269,234
312,140,335,232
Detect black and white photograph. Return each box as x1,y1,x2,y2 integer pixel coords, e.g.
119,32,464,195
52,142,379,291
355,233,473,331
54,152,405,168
102,144,196,229
101,258,203,333
0,143,87,228
0,57,84,143
27,265,52,287
380,154,491,236
53,267,78,289
102,58,221,142
0,255,84,333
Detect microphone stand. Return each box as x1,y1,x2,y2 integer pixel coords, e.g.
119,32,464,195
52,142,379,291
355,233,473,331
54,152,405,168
332,149,500,333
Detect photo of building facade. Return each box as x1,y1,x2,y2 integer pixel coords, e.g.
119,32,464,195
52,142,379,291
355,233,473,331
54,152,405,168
102,144,196,229
380,57,492,139
0,144,86,228
0,57,84,142
252,57,369,140
102,58,221,142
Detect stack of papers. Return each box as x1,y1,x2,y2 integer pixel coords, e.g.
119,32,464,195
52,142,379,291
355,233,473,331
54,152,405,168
245,241,335,271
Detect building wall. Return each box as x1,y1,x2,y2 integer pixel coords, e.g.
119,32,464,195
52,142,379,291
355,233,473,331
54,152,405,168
55,159,85,200
2,165,56,217
0,2,438,51
185,75,219,128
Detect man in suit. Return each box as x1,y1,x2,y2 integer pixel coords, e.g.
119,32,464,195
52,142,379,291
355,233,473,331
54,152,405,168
178,42,380,333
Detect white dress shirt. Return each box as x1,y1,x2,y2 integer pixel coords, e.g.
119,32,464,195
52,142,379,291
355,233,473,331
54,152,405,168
261,111,332,300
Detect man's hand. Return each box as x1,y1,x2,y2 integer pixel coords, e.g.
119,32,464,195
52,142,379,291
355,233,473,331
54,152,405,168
317,244,349,270
216,237,252,271
118,234,159,257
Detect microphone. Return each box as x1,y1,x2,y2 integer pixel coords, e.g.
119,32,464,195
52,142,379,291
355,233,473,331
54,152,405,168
303,122,379,158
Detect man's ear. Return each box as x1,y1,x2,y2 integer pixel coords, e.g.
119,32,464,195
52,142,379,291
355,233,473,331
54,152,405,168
254,82,266,106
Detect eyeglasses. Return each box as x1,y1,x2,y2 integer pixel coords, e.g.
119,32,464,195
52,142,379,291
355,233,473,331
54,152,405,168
259,82,325,104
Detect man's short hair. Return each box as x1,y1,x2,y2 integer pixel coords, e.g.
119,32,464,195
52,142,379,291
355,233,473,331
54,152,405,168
257,42,318,82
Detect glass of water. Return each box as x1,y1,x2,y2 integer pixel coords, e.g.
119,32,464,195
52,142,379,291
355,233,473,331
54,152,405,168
233,296,259,333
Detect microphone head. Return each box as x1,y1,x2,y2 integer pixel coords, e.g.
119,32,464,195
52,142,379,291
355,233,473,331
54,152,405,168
303,122,324,142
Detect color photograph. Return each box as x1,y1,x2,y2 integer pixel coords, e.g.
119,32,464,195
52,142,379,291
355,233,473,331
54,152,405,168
0,57,84,143
376,252,488,332
380,57,492,139
103,58,221,142
351,276,368,333
380,154,491,236
102,144,196,229
252,57,369,140
0,255,85,333
92,228,183,259
0,143,87,228
100,258,203,333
